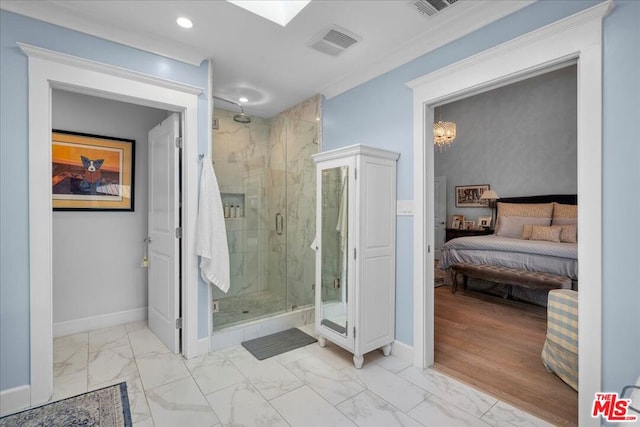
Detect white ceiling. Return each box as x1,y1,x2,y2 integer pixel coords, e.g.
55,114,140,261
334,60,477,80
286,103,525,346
1,0,533,118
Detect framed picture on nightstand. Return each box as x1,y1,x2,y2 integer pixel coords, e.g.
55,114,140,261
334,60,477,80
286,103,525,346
478,216,492,228
450,214,464,229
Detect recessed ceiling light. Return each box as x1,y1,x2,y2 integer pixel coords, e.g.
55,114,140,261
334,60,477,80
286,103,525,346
176,17,193,29
227,1,310,27
238,97,249,103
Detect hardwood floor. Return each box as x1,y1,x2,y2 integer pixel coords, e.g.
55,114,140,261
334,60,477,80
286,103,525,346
434,285,578,426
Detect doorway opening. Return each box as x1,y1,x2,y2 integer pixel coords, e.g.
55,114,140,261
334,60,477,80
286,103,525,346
431,66,579,424
23,43,202,406
51,89,171,339
408,4,610,425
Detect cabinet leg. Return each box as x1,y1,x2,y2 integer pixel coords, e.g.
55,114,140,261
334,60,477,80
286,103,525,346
318,337,326,348
382,343,392,356
353,354,364,369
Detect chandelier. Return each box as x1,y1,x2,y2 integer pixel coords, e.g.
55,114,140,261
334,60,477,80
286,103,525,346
433,114,456,151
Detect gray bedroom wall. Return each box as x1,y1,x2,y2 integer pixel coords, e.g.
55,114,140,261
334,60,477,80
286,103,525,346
51,90,168,329
434,65,577,224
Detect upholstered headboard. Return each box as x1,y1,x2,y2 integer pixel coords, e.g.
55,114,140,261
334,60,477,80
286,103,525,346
498,194,578,205
498,194,577,205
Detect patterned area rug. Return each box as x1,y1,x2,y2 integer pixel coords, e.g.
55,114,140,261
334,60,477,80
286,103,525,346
0,382,131,427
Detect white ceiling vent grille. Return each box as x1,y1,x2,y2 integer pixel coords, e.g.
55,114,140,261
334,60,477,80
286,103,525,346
410,0,458,17
308,25,361,57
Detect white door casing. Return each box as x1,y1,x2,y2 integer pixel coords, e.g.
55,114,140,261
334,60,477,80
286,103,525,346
22,43,203,408
148,114,181,353
407,3,611,425
434,176,446,258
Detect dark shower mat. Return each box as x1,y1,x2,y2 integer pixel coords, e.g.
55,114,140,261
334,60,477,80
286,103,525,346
241,328,317,360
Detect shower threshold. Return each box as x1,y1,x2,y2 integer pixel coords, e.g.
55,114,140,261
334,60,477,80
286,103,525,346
211,303,315,352
213,290,288,329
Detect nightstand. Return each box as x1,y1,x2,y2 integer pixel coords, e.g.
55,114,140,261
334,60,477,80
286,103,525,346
445,228,493,242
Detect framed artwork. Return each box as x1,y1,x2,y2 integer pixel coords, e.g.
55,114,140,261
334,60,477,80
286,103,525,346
463,220,476,230
455,184,490,208
450,214,464,229
478,216,492,228
52,130,135,211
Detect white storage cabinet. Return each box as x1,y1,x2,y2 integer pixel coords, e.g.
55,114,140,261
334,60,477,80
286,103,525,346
312,145,399,368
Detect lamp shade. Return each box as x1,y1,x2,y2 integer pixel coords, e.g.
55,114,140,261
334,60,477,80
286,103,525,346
480,190,499,200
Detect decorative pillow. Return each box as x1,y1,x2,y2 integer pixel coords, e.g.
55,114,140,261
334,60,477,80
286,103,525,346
552,203,577,225
496,216,551,239
553,202,577,218
530,225,562,242
522,224,533,240
495,203,554,233
559,224,578,243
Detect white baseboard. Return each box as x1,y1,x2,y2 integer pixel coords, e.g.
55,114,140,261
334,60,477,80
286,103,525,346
391,340,414,364
53,307,147,337
0,384,30,416
197,337,210,356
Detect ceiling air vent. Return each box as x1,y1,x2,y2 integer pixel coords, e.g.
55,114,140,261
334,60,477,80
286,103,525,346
410,0,458,17
308,25,361,57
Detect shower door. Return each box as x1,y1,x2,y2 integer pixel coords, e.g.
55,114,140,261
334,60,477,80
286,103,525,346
284,117,318,311
211,108,318,329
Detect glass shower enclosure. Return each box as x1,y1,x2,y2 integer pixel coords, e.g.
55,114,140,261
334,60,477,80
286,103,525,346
211,101,319,329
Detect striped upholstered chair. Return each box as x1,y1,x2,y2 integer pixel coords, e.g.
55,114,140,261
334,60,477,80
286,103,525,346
541,289,578,391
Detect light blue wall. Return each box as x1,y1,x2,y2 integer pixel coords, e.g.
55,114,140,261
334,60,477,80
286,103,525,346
601,0,640,393
0,10,211,391
324,0,640,393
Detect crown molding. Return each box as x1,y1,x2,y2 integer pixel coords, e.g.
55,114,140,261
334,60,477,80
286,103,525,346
18,43,203,96
2,2,205,65
406,0,613,93
318,0,535,100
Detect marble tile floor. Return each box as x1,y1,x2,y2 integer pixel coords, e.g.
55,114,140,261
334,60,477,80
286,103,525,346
49,321,554,427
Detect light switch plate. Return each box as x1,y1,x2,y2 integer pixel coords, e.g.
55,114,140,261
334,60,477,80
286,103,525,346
397,200,414,216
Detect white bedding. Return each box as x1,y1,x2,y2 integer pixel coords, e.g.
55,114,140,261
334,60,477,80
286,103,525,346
439,235,578,280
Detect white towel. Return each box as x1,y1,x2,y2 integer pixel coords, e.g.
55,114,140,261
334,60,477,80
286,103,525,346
196,158,230,293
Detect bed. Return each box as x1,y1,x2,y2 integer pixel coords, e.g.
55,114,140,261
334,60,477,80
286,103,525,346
439,194,578,304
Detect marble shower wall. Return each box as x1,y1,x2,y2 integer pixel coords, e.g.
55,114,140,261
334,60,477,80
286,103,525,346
211,95,320,313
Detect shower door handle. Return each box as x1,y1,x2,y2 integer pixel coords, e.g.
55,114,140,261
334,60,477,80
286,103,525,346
275,213,284,235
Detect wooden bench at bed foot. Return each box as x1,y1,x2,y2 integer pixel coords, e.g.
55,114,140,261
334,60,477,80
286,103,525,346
449,263,573,294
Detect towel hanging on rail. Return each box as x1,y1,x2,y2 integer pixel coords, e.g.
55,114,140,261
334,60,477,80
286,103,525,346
196,157,230,293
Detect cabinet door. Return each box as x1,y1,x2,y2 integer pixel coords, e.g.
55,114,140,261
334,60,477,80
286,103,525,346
317,164,351,346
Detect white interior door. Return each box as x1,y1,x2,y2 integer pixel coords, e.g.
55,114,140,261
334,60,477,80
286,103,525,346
147,113,180,353
434,176,447,258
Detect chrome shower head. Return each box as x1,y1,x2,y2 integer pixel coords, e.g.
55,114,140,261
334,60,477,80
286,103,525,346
213,95,252,124
233,110,251,124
